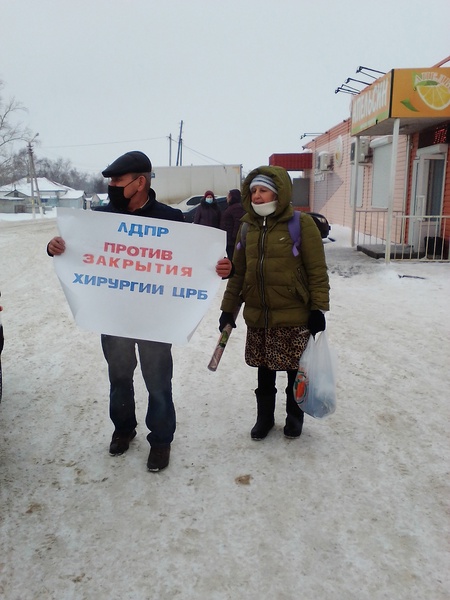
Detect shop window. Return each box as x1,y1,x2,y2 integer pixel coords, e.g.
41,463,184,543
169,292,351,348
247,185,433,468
371,143,392,209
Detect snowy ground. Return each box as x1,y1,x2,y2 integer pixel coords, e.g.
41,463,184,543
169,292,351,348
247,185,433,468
0,213,449,599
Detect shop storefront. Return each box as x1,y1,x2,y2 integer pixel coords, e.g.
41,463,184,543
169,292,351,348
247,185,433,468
299,62,450,261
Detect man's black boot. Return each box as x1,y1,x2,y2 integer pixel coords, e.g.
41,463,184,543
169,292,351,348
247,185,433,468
109,429,137,455
147,445,171,472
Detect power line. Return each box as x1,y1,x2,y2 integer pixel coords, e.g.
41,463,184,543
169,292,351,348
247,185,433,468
181,143,226,165
41,132,227,167
42,136,167,149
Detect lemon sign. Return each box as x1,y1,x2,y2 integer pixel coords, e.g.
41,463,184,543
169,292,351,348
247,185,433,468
398,69,450,114
414,72,450,111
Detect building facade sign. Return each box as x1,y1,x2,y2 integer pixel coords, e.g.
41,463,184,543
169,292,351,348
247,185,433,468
390,68,450,117
350,72,392,135
351,68,450,135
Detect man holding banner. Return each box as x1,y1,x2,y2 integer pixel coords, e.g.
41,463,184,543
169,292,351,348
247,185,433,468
48,151,232,472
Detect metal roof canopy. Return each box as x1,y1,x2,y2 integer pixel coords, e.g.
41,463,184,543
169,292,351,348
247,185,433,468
355,115,447,137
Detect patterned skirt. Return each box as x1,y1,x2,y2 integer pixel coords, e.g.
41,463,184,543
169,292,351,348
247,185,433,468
245,326,310,371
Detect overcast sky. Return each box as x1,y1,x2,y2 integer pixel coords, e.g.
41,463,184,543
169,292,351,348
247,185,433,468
2,0,449,177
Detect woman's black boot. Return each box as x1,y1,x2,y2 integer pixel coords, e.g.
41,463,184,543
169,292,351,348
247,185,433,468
251,388,276,440
284,383,304,439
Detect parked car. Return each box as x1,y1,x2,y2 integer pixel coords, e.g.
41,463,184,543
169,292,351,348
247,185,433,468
307,212,331,239
179,195,228,223
176,195,205,213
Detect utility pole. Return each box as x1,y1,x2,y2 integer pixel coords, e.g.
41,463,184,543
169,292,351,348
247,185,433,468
176,120,183,166
27,134,43,218
168,134,172,166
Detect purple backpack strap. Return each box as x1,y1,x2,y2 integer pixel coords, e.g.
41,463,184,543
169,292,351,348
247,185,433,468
236,223,248,251
289,211,302,257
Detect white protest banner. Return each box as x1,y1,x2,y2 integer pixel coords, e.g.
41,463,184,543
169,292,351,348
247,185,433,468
53,208,226,345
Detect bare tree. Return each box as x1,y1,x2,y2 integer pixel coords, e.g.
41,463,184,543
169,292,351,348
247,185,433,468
34,156,107,193
0,81,106,193
0,81,31,185
4,147,29,183
37,156,72,184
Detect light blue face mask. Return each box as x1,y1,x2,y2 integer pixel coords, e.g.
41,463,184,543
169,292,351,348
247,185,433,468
205,197,213,204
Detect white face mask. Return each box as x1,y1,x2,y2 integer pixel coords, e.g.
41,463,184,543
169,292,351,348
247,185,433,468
251,200,277,217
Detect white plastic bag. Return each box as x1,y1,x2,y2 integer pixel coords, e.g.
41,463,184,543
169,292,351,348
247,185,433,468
294,331,337,419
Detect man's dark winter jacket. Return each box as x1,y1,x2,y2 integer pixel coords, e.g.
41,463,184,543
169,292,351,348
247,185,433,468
95,188,184,223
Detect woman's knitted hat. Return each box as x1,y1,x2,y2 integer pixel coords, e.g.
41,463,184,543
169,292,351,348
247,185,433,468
249,174,278,195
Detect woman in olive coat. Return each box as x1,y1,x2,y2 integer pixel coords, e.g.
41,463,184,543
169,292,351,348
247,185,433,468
219,166,330,440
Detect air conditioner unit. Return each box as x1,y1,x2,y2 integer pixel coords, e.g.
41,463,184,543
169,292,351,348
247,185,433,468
318,151,331,171
359,137,370,161
350,137,371,163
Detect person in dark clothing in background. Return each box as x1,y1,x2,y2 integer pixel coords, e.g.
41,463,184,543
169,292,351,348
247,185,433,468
220,188,245,259
193,190,221,228
47,151,232,472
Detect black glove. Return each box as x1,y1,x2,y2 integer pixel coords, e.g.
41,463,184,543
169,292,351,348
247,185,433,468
219,311,236,332
307,310,326,337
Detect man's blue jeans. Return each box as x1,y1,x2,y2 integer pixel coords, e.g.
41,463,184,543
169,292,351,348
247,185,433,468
101,334,176,447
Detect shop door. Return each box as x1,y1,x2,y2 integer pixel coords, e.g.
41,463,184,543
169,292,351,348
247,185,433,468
409,152,445,250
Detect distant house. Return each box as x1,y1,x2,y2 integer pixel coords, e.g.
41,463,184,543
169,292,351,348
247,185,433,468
0,177,86,213
90,192,109,207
